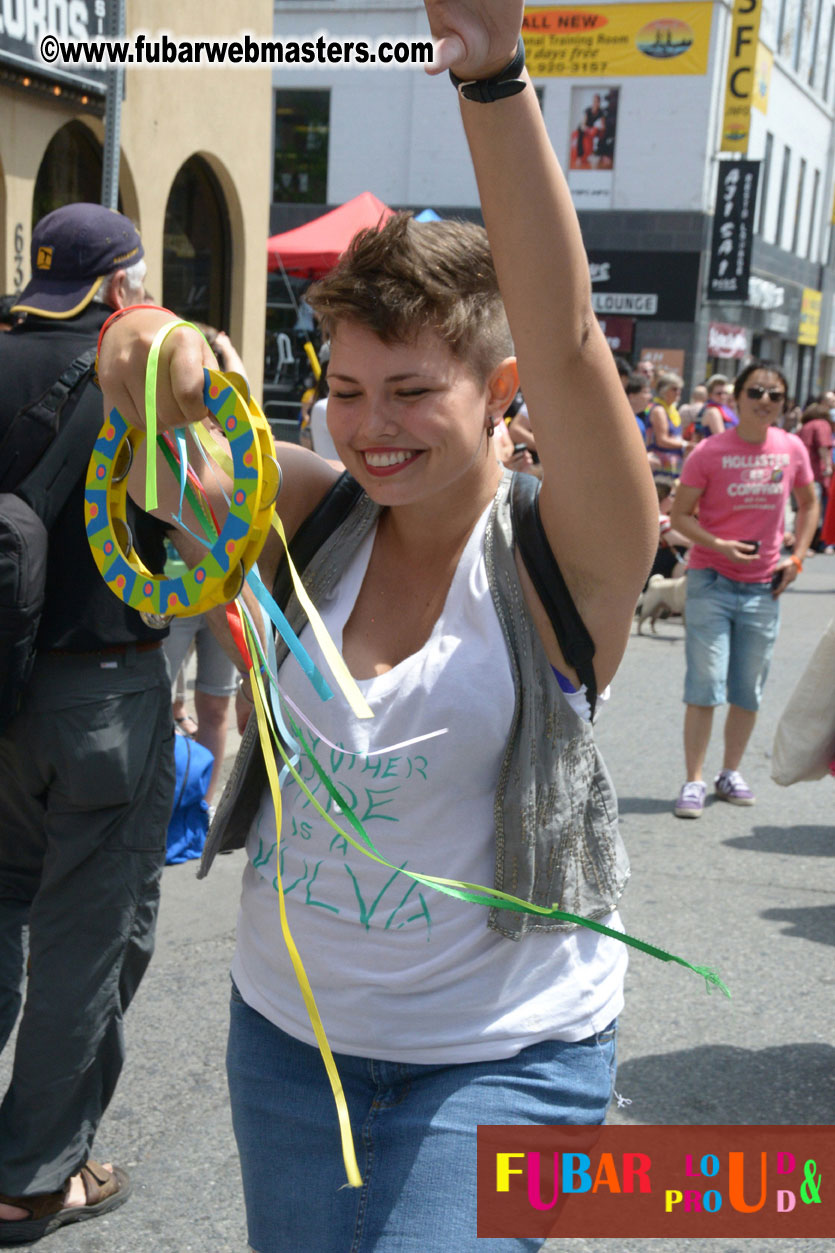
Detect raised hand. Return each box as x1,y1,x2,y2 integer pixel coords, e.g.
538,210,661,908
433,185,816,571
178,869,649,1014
423,0,523,80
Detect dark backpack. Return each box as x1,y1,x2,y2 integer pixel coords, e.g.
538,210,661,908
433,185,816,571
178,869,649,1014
0,348,101,732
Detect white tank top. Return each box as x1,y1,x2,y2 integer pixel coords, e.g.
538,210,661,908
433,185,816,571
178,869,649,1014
231,500,626,1062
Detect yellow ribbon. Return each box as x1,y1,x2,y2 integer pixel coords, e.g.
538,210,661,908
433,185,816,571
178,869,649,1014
245,616,363,1188
144,319,206,510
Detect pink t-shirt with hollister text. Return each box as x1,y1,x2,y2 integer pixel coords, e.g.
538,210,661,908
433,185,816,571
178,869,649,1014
680,426,813,582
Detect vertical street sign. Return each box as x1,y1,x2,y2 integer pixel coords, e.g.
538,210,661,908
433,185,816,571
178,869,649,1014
707,159,760,300
720,0,763,153
101,0,125,209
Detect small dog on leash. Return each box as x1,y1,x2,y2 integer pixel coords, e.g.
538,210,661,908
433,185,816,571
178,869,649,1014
636,574,687,634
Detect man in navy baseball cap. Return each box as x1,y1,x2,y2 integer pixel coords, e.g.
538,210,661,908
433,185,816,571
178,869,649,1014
11,203,144,319
0,201,173,1242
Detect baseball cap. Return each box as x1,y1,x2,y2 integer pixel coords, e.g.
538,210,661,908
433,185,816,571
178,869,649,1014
12,202,144,319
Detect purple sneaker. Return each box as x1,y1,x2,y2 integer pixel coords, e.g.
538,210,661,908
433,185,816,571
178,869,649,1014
674,780,706,818
714,769,755,806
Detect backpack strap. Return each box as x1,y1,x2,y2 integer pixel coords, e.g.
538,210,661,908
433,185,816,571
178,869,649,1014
272,471,365,610
15,347,102,530
269,468,598,714
509,471,598,718
0,347,97,491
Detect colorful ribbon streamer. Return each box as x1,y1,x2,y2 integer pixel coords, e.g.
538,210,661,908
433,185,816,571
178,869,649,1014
239,609,730,1188
191,421,374,721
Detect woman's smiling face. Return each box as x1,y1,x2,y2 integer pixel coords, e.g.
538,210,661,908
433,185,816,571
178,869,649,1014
324,321,501,507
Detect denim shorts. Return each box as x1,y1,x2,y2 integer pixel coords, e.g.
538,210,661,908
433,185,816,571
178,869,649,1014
684,567,781,711
226,981,617,1253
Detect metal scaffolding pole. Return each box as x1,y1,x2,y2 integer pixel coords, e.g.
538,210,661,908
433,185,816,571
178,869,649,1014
101,0,126,209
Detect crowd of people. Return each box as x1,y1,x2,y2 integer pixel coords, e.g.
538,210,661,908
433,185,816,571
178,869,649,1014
0,2,830,1248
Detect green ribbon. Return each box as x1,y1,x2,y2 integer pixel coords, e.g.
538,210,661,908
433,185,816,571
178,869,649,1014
241,611,729,1000
157,434,219,543
144,319,207,510
289,720,730,997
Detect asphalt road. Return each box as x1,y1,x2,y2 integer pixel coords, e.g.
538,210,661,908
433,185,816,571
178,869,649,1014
2,558,833,1252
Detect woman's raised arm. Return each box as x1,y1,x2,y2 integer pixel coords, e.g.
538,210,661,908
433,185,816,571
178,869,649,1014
426,0,656,686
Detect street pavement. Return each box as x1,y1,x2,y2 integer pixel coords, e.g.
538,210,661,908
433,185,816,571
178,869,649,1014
1,558,832,1252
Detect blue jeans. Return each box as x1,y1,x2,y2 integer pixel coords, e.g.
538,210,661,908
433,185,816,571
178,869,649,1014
226,982,616,1253
684,567,780,711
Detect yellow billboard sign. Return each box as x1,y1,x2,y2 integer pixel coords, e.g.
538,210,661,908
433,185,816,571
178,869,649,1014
522,4,713,78
752,41,772,115
720,0,763,152
798,288,822,346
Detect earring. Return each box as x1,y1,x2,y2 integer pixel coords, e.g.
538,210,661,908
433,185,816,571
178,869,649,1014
486,417,496,438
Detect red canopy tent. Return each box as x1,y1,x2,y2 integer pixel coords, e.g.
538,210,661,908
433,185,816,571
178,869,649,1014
267,192,394,276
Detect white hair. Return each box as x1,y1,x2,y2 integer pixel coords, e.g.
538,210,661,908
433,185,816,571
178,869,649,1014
92,257,147,306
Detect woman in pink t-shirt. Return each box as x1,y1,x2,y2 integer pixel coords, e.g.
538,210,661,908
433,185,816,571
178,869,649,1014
668,362,818,818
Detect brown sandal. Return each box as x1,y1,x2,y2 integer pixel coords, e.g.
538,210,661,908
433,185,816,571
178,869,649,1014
0,1160,131,1246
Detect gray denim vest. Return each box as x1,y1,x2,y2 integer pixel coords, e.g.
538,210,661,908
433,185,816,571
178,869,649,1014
199,472,629,939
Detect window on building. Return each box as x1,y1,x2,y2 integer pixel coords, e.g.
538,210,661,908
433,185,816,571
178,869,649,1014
32,122,119,226
757,132,774,235
273,90,330,203
825,5,835,100
761,0,779,44
795,0,818,76
809,0,825,84
778,0,802,61
163,156,230,330
774,145,791,247
795,0,807,71
807,168,821,258
777,0,789,45
791,157,806,253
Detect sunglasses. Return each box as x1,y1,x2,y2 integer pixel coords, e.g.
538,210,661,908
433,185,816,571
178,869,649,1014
745,385,786,402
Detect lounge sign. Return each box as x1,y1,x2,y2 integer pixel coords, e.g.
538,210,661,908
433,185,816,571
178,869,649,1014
588,251,702,321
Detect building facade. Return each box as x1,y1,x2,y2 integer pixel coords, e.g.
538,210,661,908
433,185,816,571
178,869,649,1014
271,0,835,397
1,0,273,393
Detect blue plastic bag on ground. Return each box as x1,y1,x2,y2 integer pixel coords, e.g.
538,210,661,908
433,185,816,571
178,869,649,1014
166,730,214,864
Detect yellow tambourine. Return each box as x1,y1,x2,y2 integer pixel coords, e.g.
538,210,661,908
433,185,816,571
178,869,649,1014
85,369,279,619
